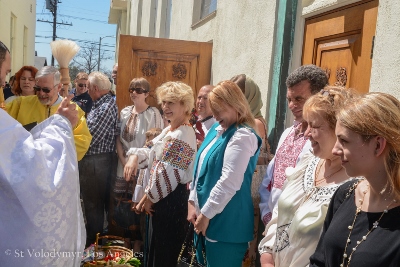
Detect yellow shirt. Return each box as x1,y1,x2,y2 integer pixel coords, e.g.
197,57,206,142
6,95,92,160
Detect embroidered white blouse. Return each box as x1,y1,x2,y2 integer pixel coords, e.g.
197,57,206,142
127,124,196,203
259,152,349,267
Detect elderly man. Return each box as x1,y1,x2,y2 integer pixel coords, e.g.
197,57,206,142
194,85,216,144
72,72,92,114
6,66,92,160
79,71,118,246
259,65,328,227
0,40,85,266
111,63,118,85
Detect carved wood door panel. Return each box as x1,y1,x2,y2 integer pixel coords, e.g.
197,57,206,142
117,35,212,111
302,0,378,93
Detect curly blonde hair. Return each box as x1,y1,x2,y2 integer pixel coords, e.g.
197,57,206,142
156,81,194,116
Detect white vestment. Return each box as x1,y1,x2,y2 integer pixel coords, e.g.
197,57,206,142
0,109,86,266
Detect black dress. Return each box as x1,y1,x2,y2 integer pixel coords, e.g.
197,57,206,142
310,180,400,267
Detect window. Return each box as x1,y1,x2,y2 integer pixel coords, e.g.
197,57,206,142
23,27,28,65
164,0,172,38
200,0,217,19
10,14,16,59
192,0,217,27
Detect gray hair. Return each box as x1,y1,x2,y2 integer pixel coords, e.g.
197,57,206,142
0,41,10,69
88,71,111,91
286,65,328,94
36,66,61,85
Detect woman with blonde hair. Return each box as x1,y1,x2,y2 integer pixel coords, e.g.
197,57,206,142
310,92,400,266
188,80,262,267
6,66,38,103
259,86,354,267
231,74,273,267
124,81,197,267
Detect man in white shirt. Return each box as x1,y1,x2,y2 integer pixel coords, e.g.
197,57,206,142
0,40,86,266
259,65,328,226
194,84,216,146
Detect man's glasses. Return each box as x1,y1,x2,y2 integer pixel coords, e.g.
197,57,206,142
78,83,86,87
34,84,57,94
129,87,148,94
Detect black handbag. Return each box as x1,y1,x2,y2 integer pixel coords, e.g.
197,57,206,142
112,183,140,230
177,223,206,267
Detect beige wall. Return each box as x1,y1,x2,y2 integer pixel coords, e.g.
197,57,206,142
0,0,36,76
370,0,400,96
110,0,400,121
112,0,277,117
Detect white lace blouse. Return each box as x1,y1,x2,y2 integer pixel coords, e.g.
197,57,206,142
259,152,349,267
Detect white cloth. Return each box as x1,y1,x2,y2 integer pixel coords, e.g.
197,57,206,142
189,126,258,219
201,117,216,137
0,109,85,266
258,153,348,267
259,122,311,223
127,124,196,203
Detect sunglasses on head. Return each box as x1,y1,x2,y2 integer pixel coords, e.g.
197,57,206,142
129,87,147,94
34,85,53,94
78,83,87,87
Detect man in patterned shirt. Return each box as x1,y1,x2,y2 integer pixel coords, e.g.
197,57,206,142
259,65,328,227
79,71,118,246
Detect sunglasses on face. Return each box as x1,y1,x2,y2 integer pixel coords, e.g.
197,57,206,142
78,83,87,87
34,85,54,94
129,87,147,94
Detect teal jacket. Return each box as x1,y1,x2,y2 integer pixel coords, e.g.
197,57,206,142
194,123,261,242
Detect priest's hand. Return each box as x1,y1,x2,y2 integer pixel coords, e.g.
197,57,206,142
124,154,138,182
56,94,78,128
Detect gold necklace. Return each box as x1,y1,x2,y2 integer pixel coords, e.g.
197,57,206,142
314,159,343,186
341,183,397,267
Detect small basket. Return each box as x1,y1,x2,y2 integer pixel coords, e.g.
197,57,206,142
83,234,134,266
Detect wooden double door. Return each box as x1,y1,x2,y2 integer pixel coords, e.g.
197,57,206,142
116,35,212,112
302,0,378,93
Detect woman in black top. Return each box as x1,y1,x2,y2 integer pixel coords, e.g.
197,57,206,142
309,92,400,267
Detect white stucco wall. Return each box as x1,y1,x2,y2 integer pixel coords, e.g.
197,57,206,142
0,0,36,74
168,0,277,117
369,0,400,97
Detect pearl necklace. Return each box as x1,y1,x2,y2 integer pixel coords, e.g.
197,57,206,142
340,182,397,267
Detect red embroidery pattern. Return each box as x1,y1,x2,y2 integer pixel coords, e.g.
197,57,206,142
161,164,172,195
155,171,163,200
122,112,138,142
272,124,307,189
174,168,181,183
263,212,272,226
161,138,195,170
